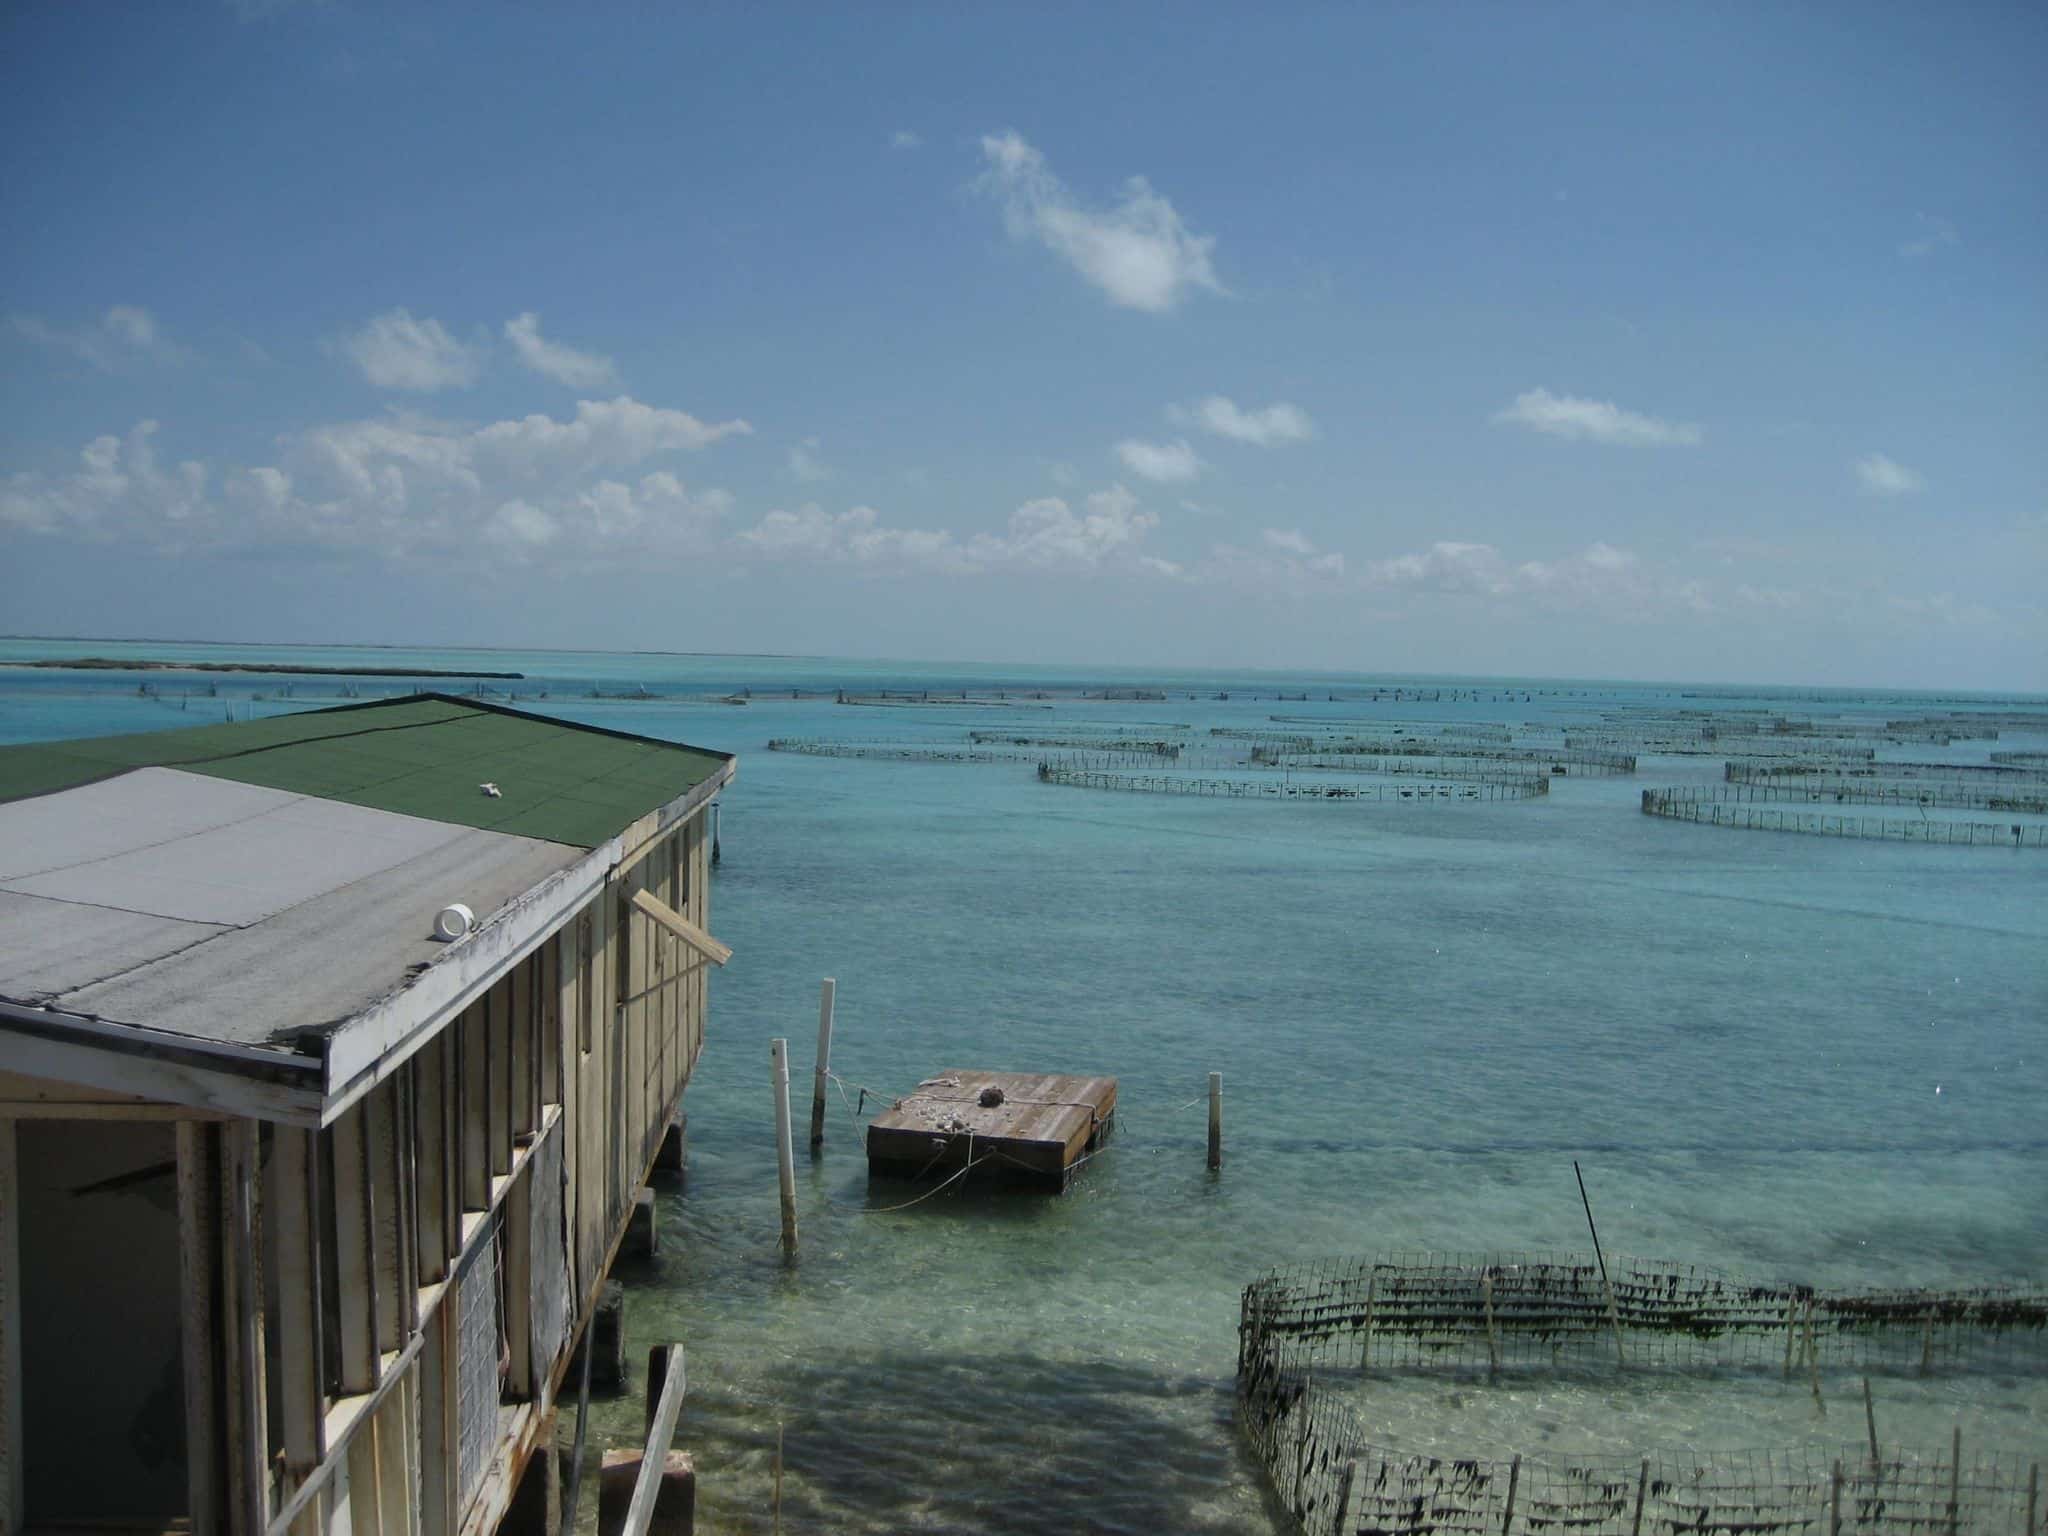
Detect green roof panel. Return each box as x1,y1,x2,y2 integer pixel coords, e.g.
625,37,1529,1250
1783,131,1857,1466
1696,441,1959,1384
0,695,732,848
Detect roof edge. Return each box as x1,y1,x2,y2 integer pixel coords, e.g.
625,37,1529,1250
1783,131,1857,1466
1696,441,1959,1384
0,1000,326,1126
317,754,734,1123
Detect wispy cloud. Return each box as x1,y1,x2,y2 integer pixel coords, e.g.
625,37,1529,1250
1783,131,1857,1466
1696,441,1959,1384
504,312,618,389
1855,453,1923,496
340,309,483,391
977,130,1221,313
1262,528,1316,556
1115,437,1203,483
3,397,750,561
1493,388,1702,447
890,129,923,150
736,485,1158,575
12,306,186,372
1362,538,1687,613
1899,214,1959,260
786,438,831,483
1175,396,1314,446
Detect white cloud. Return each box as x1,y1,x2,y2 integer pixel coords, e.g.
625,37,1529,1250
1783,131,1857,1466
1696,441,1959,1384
786,439,831,483
890,129,923,150
1262,528,1316,556
1493,388,1702,447
1,422,208,541
1198,539,1346,590
503,312,618,389
1115,437,1203,483
1899,214,1959,260
11,306,185,371
5,397,747,563
1178,396,1314,446
340,308,483,391
1363,538,1670,613
977,130,1221,313
1735,584,1800,611
735,484,1158,575
1855,453,1923,496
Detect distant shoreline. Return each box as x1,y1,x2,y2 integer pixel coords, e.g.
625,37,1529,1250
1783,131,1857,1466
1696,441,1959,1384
5,657,525,680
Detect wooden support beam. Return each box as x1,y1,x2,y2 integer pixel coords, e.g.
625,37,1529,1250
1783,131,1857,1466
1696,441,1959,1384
224,1120,270,1535
174,1123,219,1536
269,1125,327,1487
629,888,731,967
491,978,515,1177
505,1170,534,1399
366,1081,405,1355
419,1282,456,1535
512,959,536,1140
621,1346,686,1536
331,1109,381,1396
416,1036,450,1285
462,1007,489,1211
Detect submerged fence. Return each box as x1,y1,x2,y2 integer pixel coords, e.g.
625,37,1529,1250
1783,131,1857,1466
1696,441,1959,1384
1642,788,2048,846
1238,1252,2048,1536
1037,764,1549,802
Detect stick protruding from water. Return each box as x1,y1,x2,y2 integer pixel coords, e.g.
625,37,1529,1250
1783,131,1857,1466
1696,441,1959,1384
1574,1160,1626,1367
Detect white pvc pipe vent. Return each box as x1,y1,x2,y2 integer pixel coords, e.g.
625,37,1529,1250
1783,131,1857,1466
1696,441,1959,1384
434,902,475,942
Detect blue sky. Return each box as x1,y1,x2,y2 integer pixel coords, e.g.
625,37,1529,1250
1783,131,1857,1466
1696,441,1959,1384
2,2,2042,688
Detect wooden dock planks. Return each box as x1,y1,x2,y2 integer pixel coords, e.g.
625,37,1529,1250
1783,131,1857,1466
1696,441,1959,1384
865,1069,1116,1187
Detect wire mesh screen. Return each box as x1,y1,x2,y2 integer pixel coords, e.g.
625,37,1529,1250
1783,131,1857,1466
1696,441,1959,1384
1244,1252,2048,1376
1238,1253,2048,1536
455,1212,502,1518
528,1119,569,1382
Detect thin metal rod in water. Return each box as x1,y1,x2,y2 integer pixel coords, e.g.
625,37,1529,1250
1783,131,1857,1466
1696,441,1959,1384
809,978,835,1153
1574,1159,1626,1366
771,1038,798,1261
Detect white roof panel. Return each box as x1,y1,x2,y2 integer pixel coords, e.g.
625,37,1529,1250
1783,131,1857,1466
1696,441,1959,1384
0,767,586,1047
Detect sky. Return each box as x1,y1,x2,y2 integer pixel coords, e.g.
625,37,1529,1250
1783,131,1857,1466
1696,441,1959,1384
2,2,2043,689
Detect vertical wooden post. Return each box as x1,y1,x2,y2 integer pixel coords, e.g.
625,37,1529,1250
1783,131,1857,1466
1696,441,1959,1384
1482,1271,1501,1378
1207,1071,1223,1172
809,978,835,1154
1501,1453,1520,1534
2022,1462,2035,1536
1948,1425,1961,1536
1630,1459,1648,1536
224,1121,269,1536
1862,1377,1879,1469
269,1126,326,1492
1829,1460,1842,1536
771,1039,798,1261
174,1123,218,1536
1335,1458,1360,1533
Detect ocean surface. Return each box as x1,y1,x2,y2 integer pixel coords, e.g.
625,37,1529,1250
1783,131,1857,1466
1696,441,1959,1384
3,639,2044,1533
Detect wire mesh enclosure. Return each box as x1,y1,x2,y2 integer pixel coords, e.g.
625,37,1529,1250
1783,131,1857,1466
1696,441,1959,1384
1238,1253,2047,1535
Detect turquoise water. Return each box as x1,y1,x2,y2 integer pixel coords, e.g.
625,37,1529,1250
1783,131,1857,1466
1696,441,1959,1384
3,643,2043,1531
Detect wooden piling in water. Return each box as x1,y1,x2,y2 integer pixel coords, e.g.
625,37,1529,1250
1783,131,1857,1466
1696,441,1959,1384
809,978,835,1153
1208,1071,1223,1171
770,1039,797,1261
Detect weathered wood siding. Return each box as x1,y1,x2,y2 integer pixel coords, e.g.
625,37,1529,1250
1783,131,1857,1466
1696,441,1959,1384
0,806,719,1536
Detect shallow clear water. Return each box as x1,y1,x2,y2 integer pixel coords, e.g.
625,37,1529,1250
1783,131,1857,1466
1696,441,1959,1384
3,644,2043,1532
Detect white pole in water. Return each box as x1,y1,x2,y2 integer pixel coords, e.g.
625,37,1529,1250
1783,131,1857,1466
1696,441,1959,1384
809,978,836,1154
1207,1072,1223,1172
771,1039,798,1261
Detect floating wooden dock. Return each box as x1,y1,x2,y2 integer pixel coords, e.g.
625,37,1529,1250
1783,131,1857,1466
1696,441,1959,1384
865,1069,1116,1189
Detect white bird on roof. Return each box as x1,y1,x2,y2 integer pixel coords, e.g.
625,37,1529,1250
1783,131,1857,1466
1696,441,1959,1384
479,782,502,798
